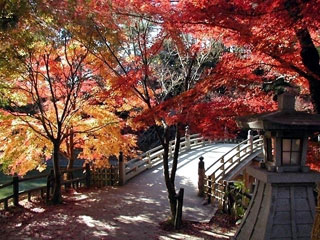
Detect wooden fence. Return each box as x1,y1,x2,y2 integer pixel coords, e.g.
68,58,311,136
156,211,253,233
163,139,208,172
0,165,91,210
91,166,119,187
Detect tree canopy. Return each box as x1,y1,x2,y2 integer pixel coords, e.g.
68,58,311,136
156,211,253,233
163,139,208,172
0,0,318,208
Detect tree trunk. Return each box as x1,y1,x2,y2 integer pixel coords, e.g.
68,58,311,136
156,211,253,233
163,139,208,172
305,74,320,113
161,128,177,221
164,148,177,220
52,140,62,204
295,28,320,113
285,0,320,112
170,126,181,186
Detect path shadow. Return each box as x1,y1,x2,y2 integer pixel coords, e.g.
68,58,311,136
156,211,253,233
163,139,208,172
4,143,236,240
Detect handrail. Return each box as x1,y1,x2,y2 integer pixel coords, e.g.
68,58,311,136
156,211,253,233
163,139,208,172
122,133,238,183
126,134,202,164
213,138,263,182
18,173,49,183
205,135,260,174
0,181,14,189
125,133,201,169
203,135,263,205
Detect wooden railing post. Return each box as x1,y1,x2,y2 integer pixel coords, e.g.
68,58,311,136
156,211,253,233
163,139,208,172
237,145,241,158
85,163,91,188
198,157,205,197
223,181,231,214
220,156,225,177
211,175,216,204
248,130,253,153
174,188,184,230
46,170,54,203
207,177,212,204
207,174,216,204
13,175,19,206
185,126,191,151
110,166,114,186
119,152,125,186
147,152,152,168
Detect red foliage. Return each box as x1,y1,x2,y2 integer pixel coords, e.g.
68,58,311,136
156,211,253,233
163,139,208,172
307,141,320,172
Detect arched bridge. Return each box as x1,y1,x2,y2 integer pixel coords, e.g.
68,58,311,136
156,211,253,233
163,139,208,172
119,134,263,220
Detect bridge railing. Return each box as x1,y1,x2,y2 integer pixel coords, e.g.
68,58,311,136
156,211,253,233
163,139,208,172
200,135,263,206
120,133,238,185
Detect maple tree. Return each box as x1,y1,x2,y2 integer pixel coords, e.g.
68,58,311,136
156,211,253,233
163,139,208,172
169,0,320,110
0,0,138,204
0,35,136,203
114,0,318,111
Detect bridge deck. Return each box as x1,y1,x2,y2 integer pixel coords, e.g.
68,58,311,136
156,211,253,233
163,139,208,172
145,143,237,221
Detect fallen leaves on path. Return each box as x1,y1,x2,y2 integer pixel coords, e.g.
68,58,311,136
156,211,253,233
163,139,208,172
159,210,237,240
1,189,237,240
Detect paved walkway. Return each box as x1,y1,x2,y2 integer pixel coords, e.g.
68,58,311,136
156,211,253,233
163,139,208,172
4,143,236,240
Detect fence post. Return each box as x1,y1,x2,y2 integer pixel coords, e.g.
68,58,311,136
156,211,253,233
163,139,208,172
185,126,191,151
220,156,225,177
147,151,152,168
174,188,184,230
13,175,19,206
210,175,216,204
46,169,54,203
85,163,91,188
198,157,205,197
222,181,229,213
248,130,253,153
119,152,125,186
110,166,114,186
207,176,212,204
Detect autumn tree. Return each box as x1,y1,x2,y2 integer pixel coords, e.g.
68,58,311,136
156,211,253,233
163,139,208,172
161,0,320,111
0,0,138,204
0,35,136,203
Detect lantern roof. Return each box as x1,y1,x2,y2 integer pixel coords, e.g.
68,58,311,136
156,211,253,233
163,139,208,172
237,93,320,132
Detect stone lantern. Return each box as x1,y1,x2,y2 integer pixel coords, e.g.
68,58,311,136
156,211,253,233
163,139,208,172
235,93,320,240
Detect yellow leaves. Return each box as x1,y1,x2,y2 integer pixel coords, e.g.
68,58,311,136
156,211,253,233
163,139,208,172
79,131,137,167
36,163,47,172
57,100,137,168
0,119,52,175
0,23,140,174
